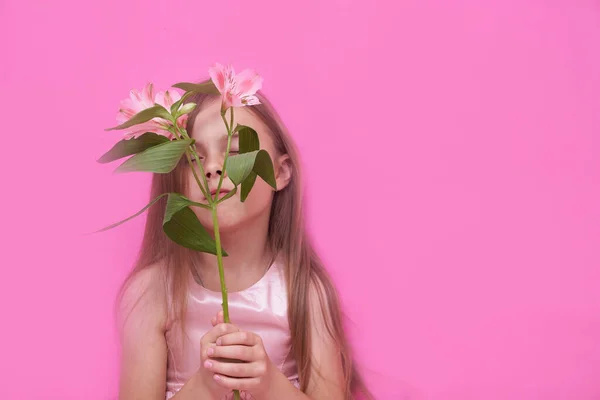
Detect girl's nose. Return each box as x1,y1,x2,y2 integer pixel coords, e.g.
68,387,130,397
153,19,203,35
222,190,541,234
203,155,223,179
205,168,222,179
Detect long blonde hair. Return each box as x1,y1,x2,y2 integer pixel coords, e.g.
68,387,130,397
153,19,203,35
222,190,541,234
116,88,371,399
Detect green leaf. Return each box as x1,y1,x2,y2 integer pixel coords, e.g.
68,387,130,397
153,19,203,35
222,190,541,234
253,150,277,189
163,205,227,256
106,105,172,131
226,151,259,185
236,124,260,153
172,80,220,95
226,150,277,190
97,132,170,164
164,193,208,223
231,125,265,201
93,193,168,233
240,171,257,202
164,193,192,222
115,139,193,174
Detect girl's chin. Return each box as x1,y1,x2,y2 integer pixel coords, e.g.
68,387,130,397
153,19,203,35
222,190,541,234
196,211,247,231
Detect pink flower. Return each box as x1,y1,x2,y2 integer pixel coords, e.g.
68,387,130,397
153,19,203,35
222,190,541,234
116,83,187,139
155,88,188,133
209,63,263,110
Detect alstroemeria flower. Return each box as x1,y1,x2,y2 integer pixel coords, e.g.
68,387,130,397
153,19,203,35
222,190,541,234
116,83,187,139
209,63,263,111
155,88,188,133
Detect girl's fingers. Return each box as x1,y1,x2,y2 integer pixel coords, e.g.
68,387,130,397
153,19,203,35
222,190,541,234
204,359,264,379
216,331,258,347
207,344,256,362
211,311,226,327
202,323,239,345
213,374,261,391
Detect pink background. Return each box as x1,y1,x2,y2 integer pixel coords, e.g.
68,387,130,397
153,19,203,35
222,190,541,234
2,0,599,399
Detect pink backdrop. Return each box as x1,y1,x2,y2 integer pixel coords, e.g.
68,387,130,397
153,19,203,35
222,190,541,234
2,0,599,399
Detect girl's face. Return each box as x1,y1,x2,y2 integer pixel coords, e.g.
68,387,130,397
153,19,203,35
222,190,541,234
185,99,290,232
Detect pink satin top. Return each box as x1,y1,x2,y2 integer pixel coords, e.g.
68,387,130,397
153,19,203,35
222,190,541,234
164,261,299,399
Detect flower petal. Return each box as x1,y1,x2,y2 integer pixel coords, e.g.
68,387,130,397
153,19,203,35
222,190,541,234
235,69,263,95
155,90,177,109
222,92,233,109
122,127,147,139
129,88,142,103
122,122,173,140
164,91,174,107
142,83,155,107
241,95,260,106
209,63,228,93
176,114,189,129
117,106,135,120
169,89,182,102
120,98,140,113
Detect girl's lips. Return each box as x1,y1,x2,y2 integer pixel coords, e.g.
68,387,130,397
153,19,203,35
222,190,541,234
209,190,230,199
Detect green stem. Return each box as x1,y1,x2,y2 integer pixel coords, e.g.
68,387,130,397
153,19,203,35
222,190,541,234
216,186,237,204
172,121,212,204
216,107,241,400
175,106,240,400
212,107,235,319
230,105,234,136
210,204,230,322
189,200,211,210
188,145,211,200
184,150,209,200
215,108,234,198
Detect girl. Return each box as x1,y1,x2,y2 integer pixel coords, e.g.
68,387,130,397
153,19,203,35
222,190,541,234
116,86,371,400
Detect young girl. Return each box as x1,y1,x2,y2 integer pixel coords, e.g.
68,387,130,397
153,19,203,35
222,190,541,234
116,86,370,400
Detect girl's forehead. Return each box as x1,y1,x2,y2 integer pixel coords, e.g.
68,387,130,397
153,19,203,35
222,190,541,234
192,104,267,140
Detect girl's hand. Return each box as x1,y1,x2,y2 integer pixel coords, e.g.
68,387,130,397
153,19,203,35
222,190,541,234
196,317,240,399
206,311,276,398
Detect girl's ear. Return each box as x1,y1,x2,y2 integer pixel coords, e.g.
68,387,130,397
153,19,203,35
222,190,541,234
274,154,292,192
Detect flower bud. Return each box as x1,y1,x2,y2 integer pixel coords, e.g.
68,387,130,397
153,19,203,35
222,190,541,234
177,102,197,116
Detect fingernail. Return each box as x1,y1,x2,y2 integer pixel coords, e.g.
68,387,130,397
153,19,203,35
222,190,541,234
216,338,222,345
214,374,221,381
207,347,214,356
204,360,212,368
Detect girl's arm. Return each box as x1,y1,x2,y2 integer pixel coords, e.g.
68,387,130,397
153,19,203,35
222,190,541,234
117,264,214,400
263,279,346,400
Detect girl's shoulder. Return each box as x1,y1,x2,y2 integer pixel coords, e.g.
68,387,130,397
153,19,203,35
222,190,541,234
117,261,169,334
